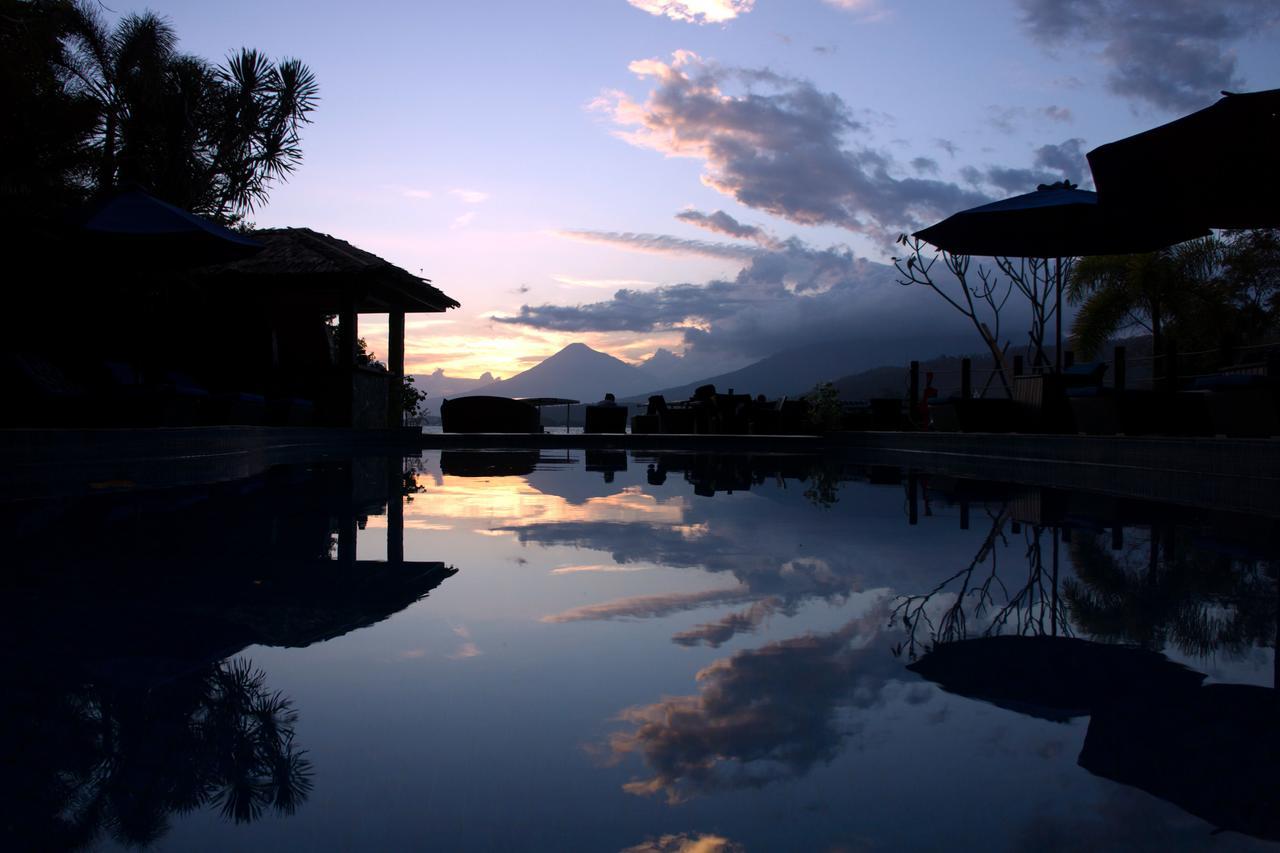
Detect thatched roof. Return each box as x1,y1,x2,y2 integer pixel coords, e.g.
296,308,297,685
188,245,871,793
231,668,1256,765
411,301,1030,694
199,227,459,313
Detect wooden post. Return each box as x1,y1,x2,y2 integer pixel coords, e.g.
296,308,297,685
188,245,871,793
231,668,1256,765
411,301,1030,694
907,470,918,526
1064,350,1075,369
1111,524,1123,551
387,310,405,428
1165,341,1179,392
909,360,920,413
338,291,357,428
959,499,970,530
1114,346,1126,393
338,462,356,566
960,358,972,399
1013,354,1023,378
387,455,404,565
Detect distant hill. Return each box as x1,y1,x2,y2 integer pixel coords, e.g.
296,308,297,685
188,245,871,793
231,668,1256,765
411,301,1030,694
626,333,973,403
461,342,655,401
410,368,497,401
827,334,1155,401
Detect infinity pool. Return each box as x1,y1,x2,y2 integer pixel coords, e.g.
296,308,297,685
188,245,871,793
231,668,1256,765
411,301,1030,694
5,449,1276,851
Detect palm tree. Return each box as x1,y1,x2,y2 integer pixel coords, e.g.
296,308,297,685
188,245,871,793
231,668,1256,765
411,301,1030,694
1066,237,1222,359
53,0,317,223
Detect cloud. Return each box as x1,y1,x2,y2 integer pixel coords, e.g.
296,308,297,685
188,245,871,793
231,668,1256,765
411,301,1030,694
1016,0,1280,111
821,0,890,22
910,157,939,175
675,209,783,249
621,835,744,853
987,105,1076,134
606,603,902,802
1032,138,1088,186
627,0,754,25
450,188,490,204
452,211,477,228
595,51,990,244
552,274,660,289
960,138,1090,195
498,232,975,362
395,186,433,200
672,597,780,647
541,586,758,623
557,229,761,260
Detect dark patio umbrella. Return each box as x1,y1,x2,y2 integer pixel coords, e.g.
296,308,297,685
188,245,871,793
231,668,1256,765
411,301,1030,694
912,182,1208,370
913,183,1205,258
906,635,1205,722
78,188,263,266
1088,88,1280,230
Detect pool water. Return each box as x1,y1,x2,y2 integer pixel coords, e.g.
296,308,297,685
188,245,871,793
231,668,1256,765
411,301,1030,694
4,449,1276,851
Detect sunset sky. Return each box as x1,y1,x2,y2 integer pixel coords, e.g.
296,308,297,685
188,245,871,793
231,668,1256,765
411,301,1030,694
127,0,1279,379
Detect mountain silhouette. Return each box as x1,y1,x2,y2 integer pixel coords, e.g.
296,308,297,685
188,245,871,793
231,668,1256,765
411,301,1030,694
628,333,972,402
461,342,654,401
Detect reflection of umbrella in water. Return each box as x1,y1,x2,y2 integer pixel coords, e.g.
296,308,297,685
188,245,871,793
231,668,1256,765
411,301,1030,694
78,188,263,267
1088,88,1280,230
906,635,1205,722
1081,682,1280,842
912,183,1208,371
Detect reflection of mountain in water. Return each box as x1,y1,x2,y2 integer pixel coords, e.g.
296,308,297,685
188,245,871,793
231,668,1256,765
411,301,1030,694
1,459,456,849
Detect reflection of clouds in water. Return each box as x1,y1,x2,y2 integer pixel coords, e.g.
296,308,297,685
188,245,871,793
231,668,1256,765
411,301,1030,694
620,833,745,853
541,587,756,623
408,478,686,528
672,597,781,648
550,563,659,576
1010,784,1274,853
513,521,861,606
447,625,482,659
607,599,903,803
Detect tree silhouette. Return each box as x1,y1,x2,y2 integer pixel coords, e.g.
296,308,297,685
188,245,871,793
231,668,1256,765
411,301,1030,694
1064,527,1276,659
2,656,312,850
9,0,318,224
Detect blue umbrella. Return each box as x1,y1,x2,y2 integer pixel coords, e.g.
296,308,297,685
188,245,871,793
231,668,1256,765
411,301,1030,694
1088,88,1280,230
79,188,262,265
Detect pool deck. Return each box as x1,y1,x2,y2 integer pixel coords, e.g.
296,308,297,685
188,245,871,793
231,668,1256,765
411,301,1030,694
2,427,1276,513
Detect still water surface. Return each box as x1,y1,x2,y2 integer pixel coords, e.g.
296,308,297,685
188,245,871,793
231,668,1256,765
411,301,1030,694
5,449,1277,851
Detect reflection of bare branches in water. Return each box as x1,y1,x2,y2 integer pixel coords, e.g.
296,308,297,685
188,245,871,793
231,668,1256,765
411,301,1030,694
3,657,312,850
890,509,1072,659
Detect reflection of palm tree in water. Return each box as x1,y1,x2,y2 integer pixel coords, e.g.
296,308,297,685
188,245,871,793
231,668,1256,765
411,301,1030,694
3,657,311,851
1064,526,1276,658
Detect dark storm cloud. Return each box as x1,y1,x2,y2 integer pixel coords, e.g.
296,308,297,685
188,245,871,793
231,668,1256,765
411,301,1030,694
598,51,990,243
1017,0,1279,111
499,235,977,362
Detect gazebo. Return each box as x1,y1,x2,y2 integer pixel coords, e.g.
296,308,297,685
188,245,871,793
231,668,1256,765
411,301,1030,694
199,227,459,428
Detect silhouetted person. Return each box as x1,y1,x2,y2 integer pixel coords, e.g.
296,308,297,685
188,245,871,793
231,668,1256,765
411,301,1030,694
647,463,667,486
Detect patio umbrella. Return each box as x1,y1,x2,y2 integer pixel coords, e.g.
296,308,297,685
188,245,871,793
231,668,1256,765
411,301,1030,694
78,188,263,267
906,634,1206,722
912,182,1208,370
1087,88,1280,230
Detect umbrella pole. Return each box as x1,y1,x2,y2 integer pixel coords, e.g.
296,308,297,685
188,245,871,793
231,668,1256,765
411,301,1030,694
1054,257,1063,373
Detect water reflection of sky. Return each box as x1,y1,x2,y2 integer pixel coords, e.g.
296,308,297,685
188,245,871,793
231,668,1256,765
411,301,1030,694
7,450,1277,851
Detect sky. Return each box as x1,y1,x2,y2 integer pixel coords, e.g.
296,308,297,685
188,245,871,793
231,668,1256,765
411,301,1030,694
118,0,1280,379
